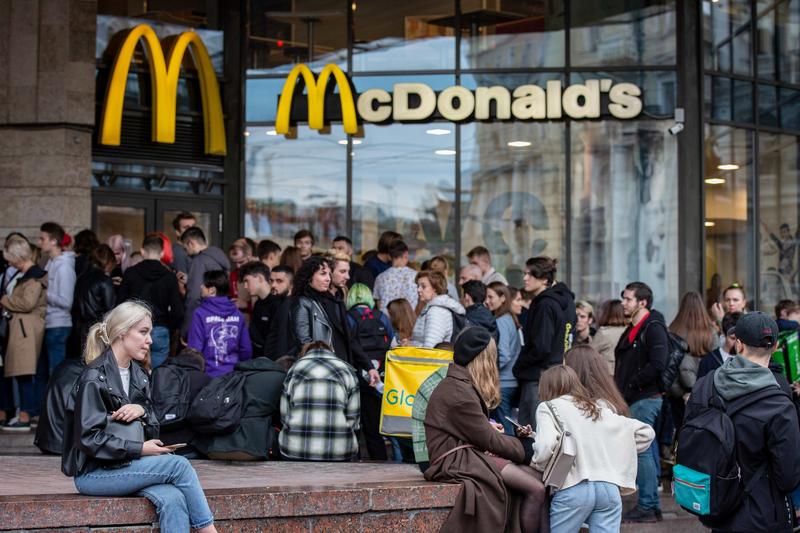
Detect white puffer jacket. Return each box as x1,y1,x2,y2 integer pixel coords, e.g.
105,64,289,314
412,295,465,348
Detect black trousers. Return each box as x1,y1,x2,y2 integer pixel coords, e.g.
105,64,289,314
360,384,387,460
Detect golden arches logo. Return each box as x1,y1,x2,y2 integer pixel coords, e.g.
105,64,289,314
275,64,358,135
99,24,226,156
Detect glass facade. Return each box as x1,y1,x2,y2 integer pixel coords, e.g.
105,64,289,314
245,0,680,313
703,0,800,313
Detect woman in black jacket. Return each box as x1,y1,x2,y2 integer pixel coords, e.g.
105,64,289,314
291,256,379,386
71,244,116,352
62,302,217,533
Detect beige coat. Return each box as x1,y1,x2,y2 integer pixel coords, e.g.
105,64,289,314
590,325,626,375
1,268,47,377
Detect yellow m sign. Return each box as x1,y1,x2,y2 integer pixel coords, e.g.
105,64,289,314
99,24,226,156
275,64,358,135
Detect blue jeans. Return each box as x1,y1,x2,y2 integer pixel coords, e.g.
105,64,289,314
35,327,71,414
550,480,622,533
630,397,662,510
150,326,170,369
74,455,213,532
491,386,518,435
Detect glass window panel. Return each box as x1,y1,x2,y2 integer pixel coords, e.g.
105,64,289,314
704,125,755,306
459,0,565,69
571,120,679,316
758,83,778,127
244,126,346,248
351,122,455,263
461,121,565,289
779,87,800,130
96,205,146,249
246,78,287,122
570,0,676,67
161,210,214,246
703,0,752,75
732,79,754,122
756,0,777,79
758,132,800,310
777,0,800,84
570,71,676,116
352,2,456,72
247,0,348,73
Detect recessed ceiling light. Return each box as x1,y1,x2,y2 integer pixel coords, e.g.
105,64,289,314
338,140,348,145
705,177,726,185
435,149,456,155
508,141,532,147
426,128,451,136
243,131,250,137
705,221,716,227
337,139,363,145
266,130,278,136
717,164,740,170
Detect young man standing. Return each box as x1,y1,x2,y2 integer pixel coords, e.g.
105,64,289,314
512,256,576,428
180,227,230,337
372,241,418,313
263,266,295,359
614,281,669,523
240,261,272,357
686,312,800,532
364,231,401,278
38,222,75,390
328,252,351,299
256,239,281,270
170,211,196,275
117,235,183,368
294,229,315,261
461,280,498,341
333,235,374,289
467,246,508,285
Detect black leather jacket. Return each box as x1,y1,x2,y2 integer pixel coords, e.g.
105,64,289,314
61,350,158,477
72,265,115,346
292,295,333,347
34,358,84,455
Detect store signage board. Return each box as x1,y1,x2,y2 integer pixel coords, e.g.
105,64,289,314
276,63,643,136
99,23,227,155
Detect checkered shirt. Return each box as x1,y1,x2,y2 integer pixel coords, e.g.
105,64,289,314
411,365,449,464
279,349,361,461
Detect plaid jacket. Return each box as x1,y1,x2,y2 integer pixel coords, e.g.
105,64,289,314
279,348,360,461
411,366,449,464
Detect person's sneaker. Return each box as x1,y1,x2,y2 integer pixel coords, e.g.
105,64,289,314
2,419,31,432
622,506,659,523
30,416,39,429
655,508,663,521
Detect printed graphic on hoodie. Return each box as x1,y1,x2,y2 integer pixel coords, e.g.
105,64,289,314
208,317,240,365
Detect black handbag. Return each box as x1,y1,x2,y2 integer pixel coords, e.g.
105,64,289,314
0,309,11,365
104,414,145,443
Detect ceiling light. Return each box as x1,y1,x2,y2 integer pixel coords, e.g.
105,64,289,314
705,221,716,227
266,130,278,136
338,139,363,145
705,177,726,185
508,141,532,147
435,149,456,156
338,140,347,145
426,128,451,136
717,164,740,170
243,131,250,137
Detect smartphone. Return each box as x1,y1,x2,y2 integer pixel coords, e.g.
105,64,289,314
504,416,525,431
165,443,187,451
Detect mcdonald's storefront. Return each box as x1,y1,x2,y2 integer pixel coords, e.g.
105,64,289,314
4,1,800,319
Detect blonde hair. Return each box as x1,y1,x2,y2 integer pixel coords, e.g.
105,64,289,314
466,338,501,410
4,237,32,262
84,301,152,363
576,300,594,318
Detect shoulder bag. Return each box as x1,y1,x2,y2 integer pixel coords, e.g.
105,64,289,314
542,401,577,489
104,414,145,443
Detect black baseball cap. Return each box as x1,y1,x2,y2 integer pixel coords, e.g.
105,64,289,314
734,312,779,349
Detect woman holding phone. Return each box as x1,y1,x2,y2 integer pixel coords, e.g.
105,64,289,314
61,301,216,533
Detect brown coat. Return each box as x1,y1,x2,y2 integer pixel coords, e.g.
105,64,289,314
423,364,527,533
1,267,47,377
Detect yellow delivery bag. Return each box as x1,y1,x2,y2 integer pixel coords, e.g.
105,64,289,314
380,346,453,437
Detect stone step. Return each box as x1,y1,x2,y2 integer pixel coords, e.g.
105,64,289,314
0,430,39,455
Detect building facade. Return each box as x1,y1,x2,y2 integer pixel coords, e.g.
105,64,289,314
1,0,799,317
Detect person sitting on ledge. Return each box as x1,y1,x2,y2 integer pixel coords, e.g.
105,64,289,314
61,301,217,533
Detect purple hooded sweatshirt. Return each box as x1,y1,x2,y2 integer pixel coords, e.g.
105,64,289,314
187,296,252,377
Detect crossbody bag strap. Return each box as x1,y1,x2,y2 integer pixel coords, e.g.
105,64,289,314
545,401,568,435
430,444,475,467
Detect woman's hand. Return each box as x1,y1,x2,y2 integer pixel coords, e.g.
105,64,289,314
490,421,504,433
111,403,145,423
141,439,170,456
515,424,534,438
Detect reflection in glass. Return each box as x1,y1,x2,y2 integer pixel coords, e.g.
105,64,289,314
707,76,753,124
352,2,455,71
96,206,146,250
703,0,752,75
244,126,346,248
459,1,565,70
461,121,565,289
351,123,455,262
758,133,800,311
571,0,676,66
756,0,800,83
570,71,676,116
571,120,678,316
704,125,754,308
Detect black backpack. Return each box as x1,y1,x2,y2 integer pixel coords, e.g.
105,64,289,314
151,363,191,429
641,321,690,391
187,371,247,434
348,308,390,372
673,373,788,525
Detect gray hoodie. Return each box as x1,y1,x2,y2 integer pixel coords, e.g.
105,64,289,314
713,354,779,401
45,252,76,329
181,245,230,336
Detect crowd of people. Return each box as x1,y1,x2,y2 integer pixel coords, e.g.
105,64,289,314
1,217,799,533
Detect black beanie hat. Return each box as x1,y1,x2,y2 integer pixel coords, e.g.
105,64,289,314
453,327,492,366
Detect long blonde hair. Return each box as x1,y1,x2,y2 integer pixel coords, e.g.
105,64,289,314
84,301,152,363
466,338,501,410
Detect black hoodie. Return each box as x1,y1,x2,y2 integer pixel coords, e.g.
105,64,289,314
117,259,183,330
614,310,669,405
513,282,577,382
